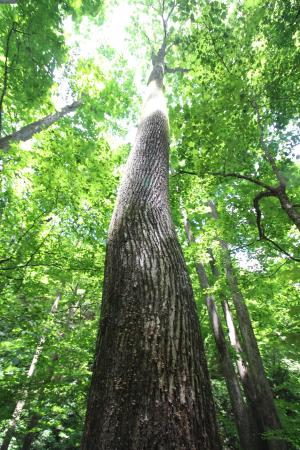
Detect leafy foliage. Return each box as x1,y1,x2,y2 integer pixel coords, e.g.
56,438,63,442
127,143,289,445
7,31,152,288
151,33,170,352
0,0,299,448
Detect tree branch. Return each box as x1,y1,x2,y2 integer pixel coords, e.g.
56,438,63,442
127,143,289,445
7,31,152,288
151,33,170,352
165,1,177,24
202,21,232,75
172,169,198,176
253,191,276,239
0,99,82,151
211,171,275,191
174,168,276,192
252,100,286,187
253,190,300,262
0,210,52,263
165,65,190,74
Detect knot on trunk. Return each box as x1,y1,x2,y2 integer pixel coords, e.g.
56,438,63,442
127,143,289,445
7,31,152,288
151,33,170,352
147,63,164,87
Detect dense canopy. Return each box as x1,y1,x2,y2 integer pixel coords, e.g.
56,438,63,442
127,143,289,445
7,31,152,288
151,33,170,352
0,1,299,449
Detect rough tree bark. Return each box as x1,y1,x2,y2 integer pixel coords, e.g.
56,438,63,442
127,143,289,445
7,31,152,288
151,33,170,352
209,200,287,450
0,293,61,450
182,211,258,450
0,100,81,152
81,51,220,449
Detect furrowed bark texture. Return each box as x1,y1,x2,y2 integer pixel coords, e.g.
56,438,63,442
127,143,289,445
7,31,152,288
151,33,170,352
182,213,258,450
81,71,220,450
209,201,286,450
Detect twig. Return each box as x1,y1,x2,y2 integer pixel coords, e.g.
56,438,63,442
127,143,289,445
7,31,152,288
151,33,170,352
210,171,276,191
260,261,289,278
202,21,232,75
172,169,198,176
174,168,275,191
166,1,177,24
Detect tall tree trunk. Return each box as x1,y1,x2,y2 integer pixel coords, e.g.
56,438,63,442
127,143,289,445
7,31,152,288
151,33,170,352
182,211,259,450
0,100,81,152
209,200,286,450
81,62,220,449
0,293,61,450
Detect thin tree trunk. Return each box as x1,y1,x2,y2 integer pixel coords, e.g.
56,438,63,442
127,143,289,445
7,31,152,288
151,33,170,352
21,413,40,450
221,299,256,400
81,61,220,449
182,211,258,450
0,293,61,450
208,249,260,404
20,290,80,449
207,248,267,448
0,100,81,152
221,298,267,448
209,200,286,450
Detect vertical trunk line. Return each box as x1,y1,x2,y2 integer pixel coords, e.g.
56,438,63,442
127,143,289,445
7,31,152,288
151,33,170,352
182,209,259,450
208,200,286,450
81,69,220,449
